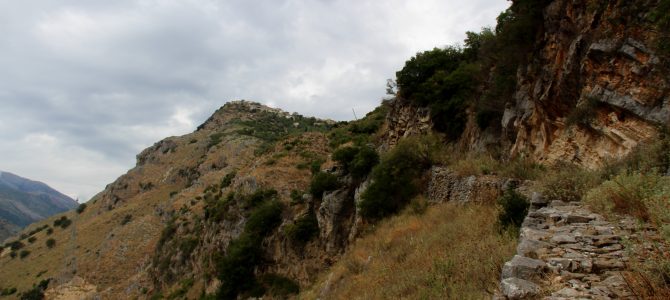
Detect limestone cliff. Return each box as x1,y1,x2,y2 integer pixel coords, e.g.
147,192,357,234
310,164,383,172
386,0,669,167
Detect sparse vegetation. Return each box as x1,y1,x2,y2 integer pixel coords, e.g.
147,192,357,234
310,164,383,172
327,104,389,148
301,203,517,299
45,238,56,249
19,250,31,259
537,163,600,202
27,237,36,244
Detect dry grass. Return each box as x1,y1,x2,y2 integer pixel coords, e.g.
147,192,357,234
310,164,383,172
450,153,500,177
300,202,517,300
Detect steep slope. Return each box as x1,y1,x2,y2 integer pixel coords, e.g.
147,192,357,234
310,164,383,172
0,171,77,241
0,100,348,299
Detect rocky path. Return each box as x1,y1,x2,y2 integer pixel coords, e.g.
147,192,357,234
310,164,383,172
498,193,640,299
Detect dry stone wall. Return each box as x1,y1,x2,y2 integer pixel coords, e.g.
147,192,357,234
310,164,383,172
497,193,639,299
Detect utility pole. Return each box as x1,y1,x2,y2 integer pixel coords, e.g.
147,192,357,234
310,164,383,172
352,108,358,121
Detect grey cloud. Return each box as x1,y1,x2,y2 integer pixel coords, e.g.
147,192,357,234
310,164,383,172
0,0,509,200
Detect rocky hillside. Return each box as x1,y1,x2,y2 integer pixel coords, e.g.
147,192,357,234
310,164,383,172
0,0,669,299
0,100,355,299
0,171,78,241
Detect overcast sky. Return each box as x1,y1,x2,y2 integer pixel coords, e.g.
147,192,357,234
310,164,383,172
0,0,509,202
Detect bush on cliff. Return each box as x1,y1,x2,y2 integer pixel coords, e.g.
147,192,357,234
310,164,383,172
309,172,340,199
359,136,433,220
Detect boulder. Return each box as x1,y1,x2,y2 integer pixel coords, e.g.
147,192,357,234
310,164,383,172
500,278,540,300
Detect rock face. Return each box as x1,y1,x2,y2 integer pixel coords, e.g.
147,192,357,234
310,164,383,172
427,167,504,203
504,0,669,168
498,194,637,299
381,98,432,149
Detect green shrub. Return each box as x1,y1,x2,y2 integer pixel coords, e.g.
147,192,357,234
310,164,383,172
179,237,199,255
216,234,262,299
19,280,49,300
60,218,72,229
19,250,31,259
46,239,56,249
359,137,433,220
333,145,380,179
216,199,283,299
260,274,300,297
76,203,87,214
601,129,670,177
350,146,379,178
285,213,319,245
497,188,529,231
327,105,390,148
9,241,24,251
499,157,545,180
475,109,502,130
204,192,235,222
54,216,72,229
310,159,324,175
10,251,16,259
207,132,225,149
242,189,278,209
537,163,600,202
245,200,283,236
565,97,603,129
220,171,236,188
309,172,340,198
585,173,670,225
46,228,53,235
156,217,177,249
289,190,303,205
28,237,36,244
1,287,17,296
332,146,359,168
649,0,670,58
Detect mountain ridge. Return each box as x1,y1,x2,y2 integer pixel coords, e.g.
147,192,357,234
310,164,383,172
0,171,78,241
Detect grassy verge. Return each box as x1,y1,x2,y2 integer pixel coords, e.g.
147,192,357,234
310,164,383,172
300,202,517,299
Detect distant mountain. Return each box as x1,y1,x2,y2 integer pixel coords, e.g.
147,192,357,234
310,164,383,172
0,171,78,241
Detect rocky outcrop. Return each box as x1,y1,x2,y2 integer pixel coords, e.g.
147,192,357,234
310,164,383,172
498,193,638,299
505,0,668,168
381,98,432,149
44,276,98,300
427,166,505,203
